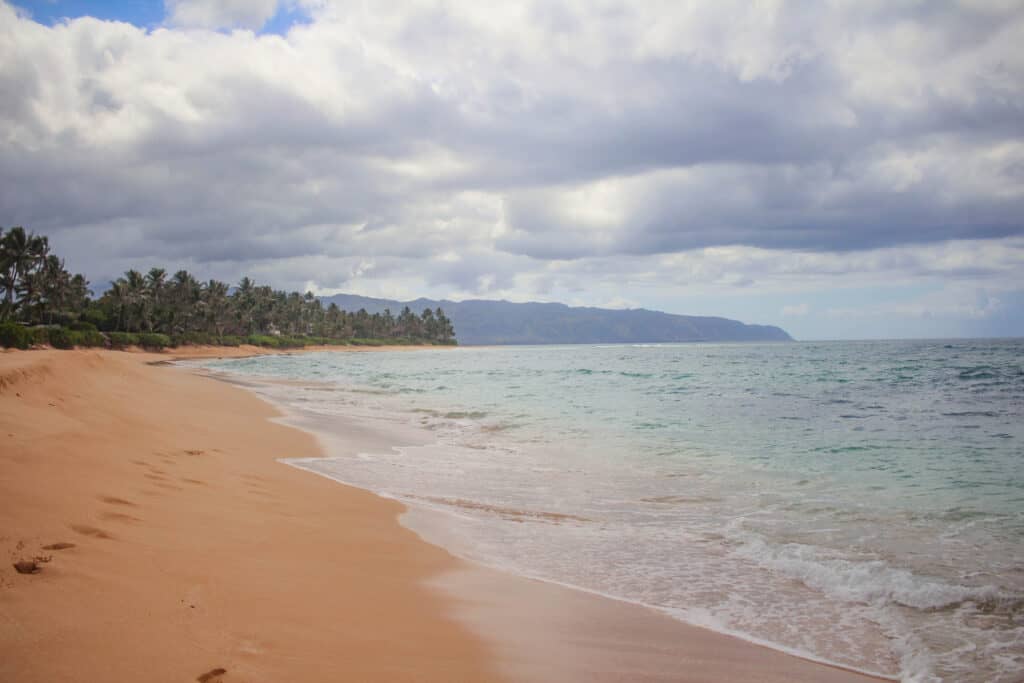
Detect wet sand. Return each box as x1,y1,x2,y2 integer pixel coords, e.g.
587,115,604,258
0,348,890,682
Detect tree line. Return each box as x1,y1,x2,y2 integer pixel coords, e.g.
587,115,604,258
1,226,91,325
1,226,456,349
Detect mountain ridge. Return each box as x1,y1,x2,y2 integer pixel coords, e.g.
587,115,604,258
320,294,793,345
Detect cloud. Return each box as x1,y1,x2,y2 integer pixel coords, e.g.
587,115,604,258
164,0,282,30
0,0,1022,336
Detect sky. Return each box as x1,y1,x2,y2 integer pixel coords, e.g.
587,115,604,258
1,1,1022,340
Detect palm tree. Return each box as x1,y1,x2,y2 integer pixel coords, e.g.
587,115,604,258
68,274,91,315
0,227,59,323
420,307,437,339
397,306,421,338
36,255,71,324
248,284,273,335
435,307,454,342
301,291,321,335
234,276,257,335
145,267,167,332
108,279,130,331
201,280,231,339
353,308,370,338
168,270,200,334
123,269,147,332
1,227,32,319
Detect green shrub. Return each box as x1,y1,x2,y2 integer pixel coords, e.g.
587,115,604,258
173,331,213,346
302,336,332,345
137,332,172,350
245,335,310,349
0,322,31,349
47,327,74,349
31,326,52,346
80,307,108,330
68,320,98,332
108,331,139,349
351,337,397,346
246,334,280,348
276,336,308,348
171,331,251,347
73,329,106,347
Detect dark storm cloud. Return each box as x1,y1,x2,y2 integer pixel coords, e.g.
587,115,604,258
497,157,1024,259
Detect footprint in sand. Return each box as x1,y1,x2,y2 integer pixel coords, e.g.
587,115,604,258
144,473,167,481
41,542,76,551
180,478,206,485
196,668,227,682
100,512,143,524
69,524,113,539
13,560,41,574
99,495,138,507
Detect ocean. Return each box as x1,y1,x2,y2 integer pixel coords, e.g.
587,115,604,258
198,339,1023,682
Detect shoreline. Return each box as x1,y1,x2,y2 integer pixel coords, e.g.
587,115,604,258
158,342,455,360
2,349,891,681
203,355,896,682
294,462,898,683
3,341,454,364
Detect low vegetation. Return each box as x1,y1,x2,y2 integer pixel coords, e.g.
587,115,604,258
0,226,456,350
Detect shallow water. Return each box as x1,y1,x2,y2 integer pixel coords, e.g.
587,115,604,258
201,339,1024,682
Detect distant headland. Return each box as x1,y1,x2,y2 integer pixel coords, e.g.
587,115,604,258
322,294,793,345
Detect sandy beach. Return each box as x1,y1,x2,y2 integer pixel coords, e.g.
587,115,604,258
1,348,890,682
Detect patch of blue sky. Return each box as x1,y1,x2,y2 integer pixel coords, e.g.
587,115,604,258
262,3,311,35
13,0,165,28
12,0,311,34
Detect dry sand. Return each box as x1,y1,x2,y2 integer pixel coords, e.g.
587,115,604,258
0,348,891,682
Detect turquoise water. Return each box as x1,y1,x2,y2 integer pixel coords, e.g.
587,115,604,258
201,339,1024,682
